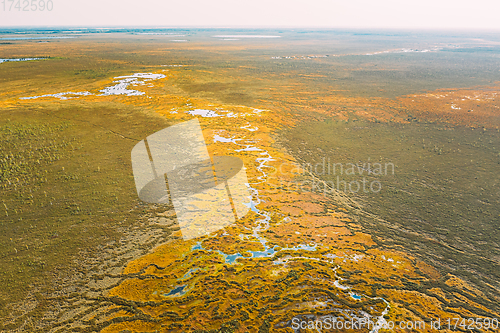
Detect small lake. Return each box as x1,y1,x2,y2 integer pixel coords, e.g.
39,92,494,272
0,58,46,63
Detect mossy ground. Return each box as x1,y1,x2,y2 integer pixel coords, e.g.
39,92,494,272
0,30,499,332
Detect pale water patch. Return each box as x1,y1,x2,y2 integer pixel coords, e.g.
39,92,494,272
241,124,259,131
235,145,262,152
186,108,263,118
180,268,199,279
351,254,364,262
380,255,394,262
287,244,317,251
136,33,185,36
220,252,243,264
0,36,75,40
99,73,166,96
213,134,241,144
0,58,46,64
225,112,238,117
115,73,165,80
212,35,281,38
333,280,350,290
164,285,187,297
99,79,144,96
364,48,440,55
187,109,222,117
20,91,91,100
350,293,362,300
20,72,165,100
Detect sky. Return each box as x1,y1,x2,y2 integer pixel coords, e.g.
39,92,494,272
1,0,500,30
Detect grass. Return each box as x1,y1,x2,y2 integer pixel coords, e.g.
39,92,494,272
0,100,172,317
280,117,500,311
0,30,499,330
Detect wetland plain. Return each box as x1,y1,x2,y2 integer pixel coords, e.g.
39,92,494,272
0,28,499,332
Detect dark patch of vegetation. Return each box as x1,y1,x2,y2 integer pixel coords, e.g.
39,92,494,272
280,117,500,311
0,102,172,317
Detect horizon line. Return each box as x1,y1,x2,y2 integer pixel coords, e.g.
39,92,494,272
1,26,500,33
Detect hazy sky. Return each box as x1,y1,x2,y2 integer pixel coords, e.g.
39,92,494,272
1,0,499,30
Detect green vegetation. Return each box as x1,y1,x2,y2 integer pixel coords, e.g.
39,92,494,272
1,29,499,331
281,117,500,311
0,101,171,317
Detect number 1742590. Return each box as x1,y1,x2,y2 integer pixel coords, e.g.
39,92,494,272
1,0,53,11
